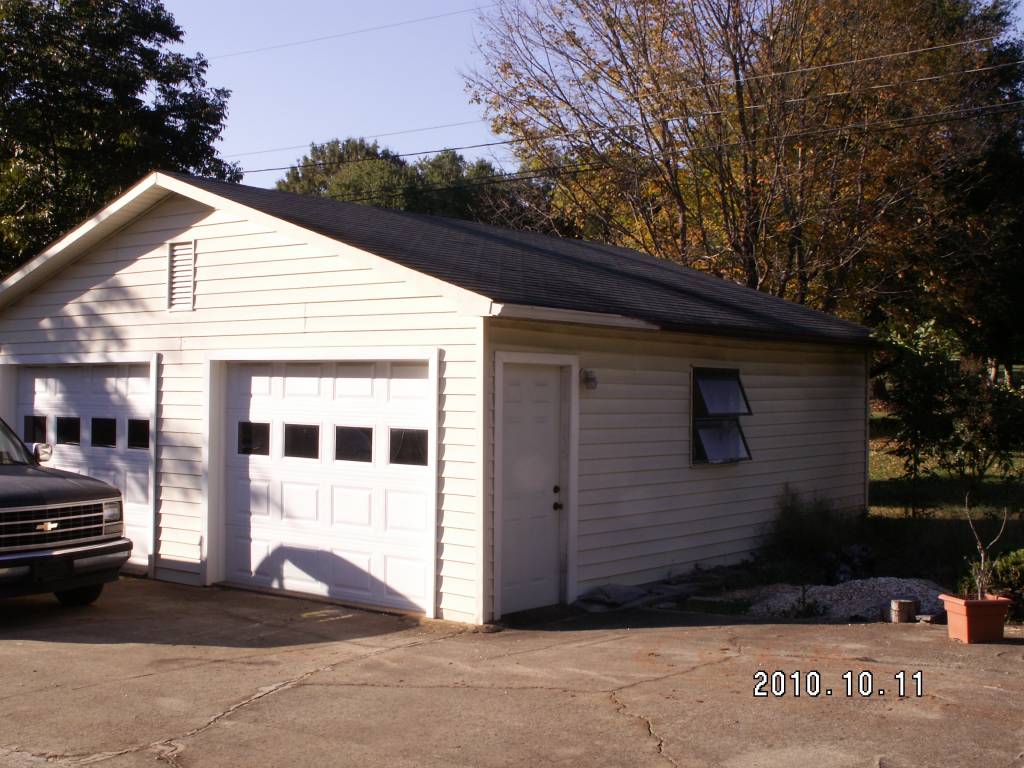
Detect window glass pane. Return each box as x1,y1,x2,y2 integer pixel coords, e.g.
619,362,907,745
694,419,750,463
695,371,749,416
91,418,117,448
23,415,46,443
284,424,320,459
389,428,428,466
238,422,270,456
127,419,150,450
56,417,80,445
335,426,373,462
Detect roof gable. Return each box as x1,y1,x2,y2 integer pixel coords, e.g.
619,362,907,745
1,171,871,346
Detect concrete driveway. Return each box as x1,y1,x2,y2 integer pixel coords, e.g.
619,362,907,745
1,578,1022,768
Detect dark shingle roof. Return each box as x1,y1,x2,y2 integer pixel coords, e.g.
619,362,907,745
169,173,871,346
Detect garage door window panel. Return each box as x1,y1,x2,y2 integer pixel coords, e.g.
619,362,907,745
238,421,270,456
692,368,752,464
335,426,373,463
24,415,46,443
389,428,428,466
56,417,80,445
127,419,150,450
91,418,117,448
284,424,320,460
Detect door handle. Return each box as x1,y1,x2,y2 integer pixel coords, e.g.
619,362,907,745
553,502,564,511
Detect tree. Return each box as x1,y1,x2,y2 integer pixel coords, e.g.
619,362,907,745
0,0,239,276
880,321,1024,514
467,0,1021,318
899,117,1024,378
277,138,568,232
276,138,419,209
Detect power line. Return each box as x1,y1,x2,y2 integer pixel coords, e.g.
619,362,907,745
318,99,1024,206
617,35,998,103
239,58,1023,176
225,119,486,159
211,5,496,60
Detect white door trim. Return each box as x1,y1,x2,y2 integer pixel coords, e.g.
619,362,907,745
493,351,579,619
201,347,440,619
0,353,161,577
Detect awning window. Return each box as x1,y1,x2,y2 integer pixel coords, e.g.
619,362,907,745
692,369,752,464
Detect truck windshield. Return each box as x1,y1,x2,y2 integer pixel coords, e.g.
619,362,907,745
0,418,33,465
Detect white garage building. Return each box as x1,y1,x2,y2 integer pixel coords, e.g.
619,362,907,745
0,172,871,623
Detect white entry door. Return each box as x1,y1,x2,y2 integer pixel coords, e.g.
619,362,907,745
500,364,566,614
16,365,154,568
224,361,435,613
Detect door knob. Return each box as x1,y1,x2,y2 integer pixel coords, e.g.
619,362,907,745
553,502,564,511
553,485,560,493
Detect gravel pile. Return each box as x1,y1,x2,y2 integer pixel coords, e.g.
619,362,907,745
726,577,945,622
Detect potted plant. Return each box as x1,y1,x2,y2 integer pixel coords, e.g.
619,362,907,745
939,501,1012,644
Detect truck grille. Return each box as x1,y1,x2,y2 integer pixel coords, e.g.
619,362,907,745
0,502,107,553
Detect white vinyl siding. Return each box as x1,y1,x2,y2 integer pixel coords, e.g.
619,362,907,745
0,194,483,623
488,319,867,613
167,241,195,311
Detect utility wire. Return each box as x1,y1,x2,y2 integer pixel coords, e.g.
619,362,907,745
316,99,1024,206
211,5,496,60
604,35,998,102
239,58,1023,175
225,120,485,158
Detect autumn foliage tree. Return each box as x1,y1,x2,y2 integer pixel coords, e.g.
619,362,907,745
467,0,1023,319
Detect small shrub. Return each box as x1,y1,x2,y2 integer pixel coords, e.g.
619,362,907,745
994,548,1024,620
778,586,827,620
764,487,868,585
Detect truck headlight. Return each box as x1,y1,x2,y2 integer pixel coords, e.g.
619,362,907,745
102,500,123,523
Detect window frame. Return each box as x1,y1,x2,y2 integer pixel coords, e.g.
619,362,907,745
334,424,374,464
23,414,47,444
282,422,321,461
388,426,429,467
90,417,118,449
690,367,753,466
237,420,271,457
56,416,81,446
127,418,151,451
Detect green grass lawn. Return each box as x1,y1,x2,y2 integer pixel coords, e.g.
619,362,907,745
866,414,1023,589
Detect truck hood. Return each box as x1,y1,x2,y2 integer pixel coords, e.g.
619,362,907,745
0,464,120,508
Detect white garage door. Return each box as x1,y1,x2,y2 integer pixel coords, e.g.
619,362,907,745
16,365,153,568
224,361,435,613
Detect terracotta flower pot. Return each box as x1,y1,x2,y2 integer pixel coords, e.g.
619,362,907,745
938,593,1012,644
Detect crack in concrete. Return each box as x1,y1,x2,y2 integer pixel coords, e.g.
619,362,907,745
299,679,595,694
468,631,629,663
608,690,677,767
598,646,742,768
1,630,462,767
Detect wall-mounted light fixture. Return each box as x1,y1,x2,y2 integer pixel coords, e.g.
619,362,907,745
580,368,598,390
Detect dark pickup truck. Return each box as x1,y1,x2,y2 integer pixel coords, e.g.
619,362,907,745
0,415,132,605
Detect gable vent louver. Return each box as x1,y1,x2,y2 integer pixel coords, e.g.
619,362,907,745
168,241,196,311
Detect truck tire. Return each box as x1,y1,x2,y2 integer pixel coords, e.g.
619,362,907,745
54,584,104,607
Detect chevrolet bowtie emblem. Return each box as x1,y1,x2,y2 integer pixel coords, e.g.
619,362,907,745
36,521,59,532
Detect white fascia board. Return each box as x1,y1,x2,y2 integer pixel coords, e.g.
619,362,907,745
490,302,660,330
153,173,495,317
0,173,170,311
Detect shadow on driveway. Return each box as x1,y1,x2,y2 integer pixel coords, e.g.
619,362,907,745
0,575,432,649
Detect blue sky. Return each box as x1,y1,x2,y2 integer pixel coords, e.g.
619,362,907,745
164,1,1024,189
162,1,508,187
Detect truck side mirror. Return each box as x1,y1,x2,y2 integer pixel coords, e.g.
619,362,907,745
33,443,53,463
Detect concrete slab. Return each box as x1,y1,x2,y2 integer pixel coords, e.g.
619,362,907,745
1,578,1022,767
